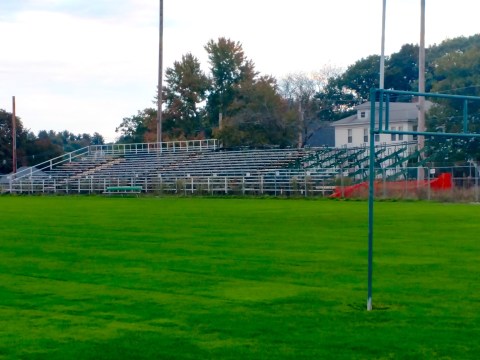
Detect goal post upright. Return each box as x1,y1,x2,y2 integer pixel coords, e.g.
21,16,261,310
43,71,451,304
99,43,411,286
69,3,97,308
366,88,480,311
367,88,377,311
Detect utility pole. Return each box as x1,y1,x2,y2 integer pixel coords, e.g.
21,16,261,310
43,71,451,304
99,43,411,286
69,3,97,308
418,0,426,178
12,96,17,174
156,0,164,144
298,102,303,148
418,0,426,139
379,0,387,90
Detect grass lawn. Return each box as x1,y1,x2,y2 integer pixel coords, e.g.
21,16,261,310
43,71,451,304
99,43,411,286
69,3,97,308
0,196,479,359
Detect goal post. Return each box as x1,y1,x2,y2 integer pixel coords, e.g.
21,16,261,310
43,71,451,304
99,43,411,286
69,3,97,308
367,88,480,311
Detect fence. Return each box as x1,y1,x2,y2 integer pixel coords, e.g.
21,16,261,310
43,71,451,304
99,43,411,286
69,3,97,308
333,165,479,202
3,165,479,201
2,170,337,197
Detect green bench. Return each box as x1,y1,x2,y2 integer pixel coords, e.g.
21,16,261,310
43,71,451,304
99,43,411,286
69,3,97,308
104,186,142,195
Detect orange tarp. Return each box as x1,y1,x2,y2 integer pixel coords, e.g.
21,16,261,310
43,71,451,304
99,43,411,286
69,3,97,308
330,173,452,198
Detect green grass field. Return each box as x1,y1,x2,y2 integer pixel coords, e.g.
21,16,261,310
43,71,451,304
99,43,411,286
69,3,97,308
0,196,479,359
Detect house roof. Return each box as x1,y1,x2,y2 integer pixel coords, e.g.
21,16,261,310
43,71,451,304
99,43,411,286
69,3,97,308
306,126,335,147
331,101,433,127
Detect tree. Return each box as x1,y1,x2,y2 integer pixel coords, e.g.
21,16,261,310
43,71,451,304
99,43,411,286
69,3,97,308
427,46,480,163
163,53,210,139
0,109,28,173
427,34,480,65
218,76,296,147
91,132,105,145
279,73,319,147
335,55,381,103
314,78,357,121
26,130,64,165
204,37,256,132
385,43,419,92
115,108,156,143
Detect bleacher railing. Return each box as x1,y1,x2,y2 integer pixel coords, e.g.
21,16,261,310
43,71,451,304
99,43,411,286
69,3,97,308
89,139,219,155
8,139,219,182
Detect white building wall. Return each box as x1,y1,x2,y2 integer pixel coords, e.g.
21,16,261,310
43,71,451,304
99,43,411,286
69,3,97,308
334,121,416,148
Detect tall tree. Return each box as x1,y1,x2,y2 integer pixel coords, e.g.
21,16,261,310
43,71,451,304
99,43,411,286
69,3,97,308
385,43,419,92
218,76,296,147
335,55,381,103
163,53,210,139
279,73,319,147
427,46,480,163
204,37,256,132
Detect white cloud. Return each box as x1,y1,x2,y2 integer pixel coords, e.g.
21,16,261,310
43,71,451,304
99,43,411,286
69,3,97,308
0,0,479,143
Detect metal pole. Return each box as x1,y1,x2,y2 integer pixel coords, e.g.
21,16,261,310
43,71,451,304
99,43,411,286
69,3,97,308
380,0,387,90
12,96,17,174
417,0,426,182
475,162,479,202
418,0,426,147
298,102,303,148
156,0,164,144
367,88,376,311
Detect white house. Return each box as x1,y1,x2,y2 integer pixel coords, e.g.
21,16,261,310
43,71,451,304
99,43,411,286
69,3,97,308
331,101,432,148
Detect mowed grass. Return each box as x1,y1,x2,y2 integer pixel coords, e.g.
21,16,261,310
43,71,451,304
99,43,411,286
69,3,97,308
0,196,479,359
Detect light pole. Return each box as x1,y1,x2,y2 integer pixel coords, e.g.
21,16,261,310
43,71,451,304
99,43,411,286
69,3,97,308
418,0,426,143
12,96,17,174
417,0,426,182
156,0,164,144
380,0,386,90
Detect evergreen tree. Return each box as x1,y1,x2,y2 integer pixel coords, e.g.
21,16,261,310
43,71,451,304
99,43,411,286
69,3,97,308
163,53,210,139
204,37,256,133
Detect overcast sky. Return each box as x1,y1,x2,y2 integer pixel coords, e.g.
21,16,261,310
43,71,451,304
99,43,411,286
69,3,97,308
1,0,478,142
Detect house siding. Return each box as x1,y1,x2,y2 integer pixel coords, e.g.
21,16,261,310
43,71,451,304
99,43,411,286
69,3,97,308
331,102,429,148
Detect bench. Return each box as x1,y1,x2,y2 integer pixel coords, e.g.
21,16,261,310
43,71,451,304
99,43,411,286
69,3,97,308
103,186,142,195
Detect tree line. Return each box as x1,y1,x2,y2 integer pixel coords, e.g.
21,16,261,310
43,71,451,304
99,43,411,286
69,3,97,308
117,34,480,157
0,111,104,174
2,34,480,173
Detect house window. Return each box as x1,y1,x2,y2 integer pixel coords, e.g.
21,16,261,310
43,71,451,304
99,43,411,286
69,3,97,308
398,126,404,141
391,127,396,141
374,134,380,142
360,111,366,119
413,125,418,140
347,129,353,143
363,128,368,143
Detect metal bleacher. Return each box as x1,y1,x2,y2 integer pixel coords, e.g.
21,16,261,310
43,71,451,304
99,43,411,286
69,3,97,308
3,139,422,196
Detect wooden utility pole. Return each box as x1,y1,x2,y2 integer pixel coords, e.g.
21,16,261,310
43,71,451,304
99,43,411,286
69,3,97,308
156,0,164,144
12,96,17,174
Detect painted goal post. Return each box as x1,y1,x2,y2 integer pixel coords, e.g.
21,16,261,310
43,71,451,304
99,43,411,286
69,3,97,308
367,88,480,311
